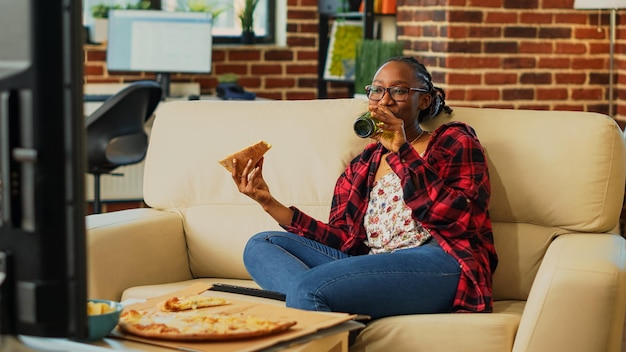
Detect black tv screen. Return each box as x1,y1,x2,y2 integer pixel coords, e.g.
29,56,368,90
0,0,88,339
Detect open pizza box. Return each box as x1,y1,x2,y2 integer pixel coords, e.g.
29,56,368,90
110,283,360,352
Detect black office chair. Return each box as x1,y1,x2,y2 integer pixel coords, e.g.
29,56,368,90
86,80,162,214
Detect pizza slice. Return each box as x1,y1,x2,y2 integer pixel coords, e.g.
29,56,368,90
218,140,272,177
158,295,231,312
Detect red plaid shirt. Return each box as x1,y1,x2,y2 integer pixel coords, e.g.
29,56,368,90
282,122,498,313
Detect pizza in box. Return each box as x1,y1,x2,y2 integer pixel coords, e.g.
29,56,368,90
118,294,297,341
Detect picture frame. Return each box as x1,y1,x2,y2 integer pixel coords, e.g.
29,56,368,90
323,20,363,82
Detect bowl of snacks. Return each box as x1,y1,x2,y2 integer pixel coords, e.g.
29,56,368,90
87,299,123,340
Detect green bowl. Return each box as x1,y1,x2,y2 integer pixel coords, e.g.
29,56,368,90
87,299,123,340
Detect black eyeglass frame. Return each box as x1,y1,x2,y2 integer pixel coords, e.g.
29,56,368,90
365,85,430,102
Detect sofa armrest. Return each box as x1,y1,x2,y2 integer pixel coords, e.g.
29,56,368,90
87,208,192,301
513,234,626,352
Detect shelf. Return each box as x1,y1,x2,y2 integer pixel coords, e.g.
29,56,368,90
320,11,364,18
318,0,376,98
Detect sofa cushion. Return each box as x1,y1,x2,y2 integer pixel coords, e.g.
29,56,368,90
350,300,525,352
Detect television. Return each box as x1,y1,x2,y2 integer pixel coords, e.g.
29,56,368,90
106,10,213,98
0,0,88,340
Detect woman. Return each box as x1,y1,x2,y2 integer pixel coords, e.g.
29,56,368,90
231,56,497,319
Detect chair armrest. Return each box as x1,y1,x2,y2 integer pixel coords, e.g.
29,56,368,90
86,208,192,301
513,234,626,352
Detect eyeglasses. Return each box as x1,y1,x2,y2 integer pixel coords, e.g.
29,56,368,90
365,85,429,102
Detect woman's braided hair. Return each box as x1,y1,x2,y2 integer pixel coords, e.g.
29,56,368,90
384,56,452,120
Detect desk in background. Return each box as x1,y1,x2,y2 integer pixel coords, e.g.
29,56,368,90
83,82,202,203
83,83,263,205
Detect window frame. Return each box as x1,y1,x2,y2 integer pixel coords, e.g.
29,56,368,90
83,0,276,45
159,0,275,44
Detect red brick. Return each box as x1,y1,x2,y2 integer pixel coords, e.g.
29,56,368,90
575,27,607,40
520,42,553,54
538,27,572,38
555,73,587,84
211,50,226,62
503,57,536,69
265,78,296,88
86,50,106,62
229,50,262,61
536,88,568,100
571,88,603,100
251,64,283,75
296,50,318,61
504,26,538,38
543,0,570,8
468,0,502,7
446,56,501,69
502,88,534,100
443,88,466,101
520,13,552,24
449,10,484,23
84,65,104,76
238,77,262,88
555,13,588,25
469,26,501,38
503,0,538,8
556,42,588,54
538,57,570,68
447,73,482,85
520,72,552,84
214,64,248,75
484,72,518,85
448,26,469,39
589,43,610,55
571,58,606,70
485,12,518,23
287,36,317,47
466,89,500,101
264,50,294,61
484,41,519,53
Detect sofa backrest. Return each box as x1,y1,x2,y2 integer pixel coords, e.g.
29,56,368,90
423,107,626,300
144,99,370,280
144,99,625,302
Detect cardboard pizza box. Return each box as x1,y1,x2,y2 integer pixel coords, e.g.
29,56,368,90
110,282,359,352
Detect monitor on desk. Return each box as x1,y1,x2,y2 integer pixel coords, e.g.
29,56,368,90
106,10,213,98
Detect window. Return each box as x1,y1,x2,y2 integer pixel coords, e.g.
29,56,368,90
83,0,277,44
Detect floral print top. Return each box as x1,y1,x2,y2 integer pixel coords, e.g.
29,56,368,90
364,171,432,254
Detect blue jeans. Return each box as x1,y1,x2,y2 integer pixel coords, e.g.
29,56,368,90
243,231,461,319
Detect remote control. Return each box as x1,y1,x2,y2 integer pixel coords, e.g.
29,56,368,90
209,283,286,301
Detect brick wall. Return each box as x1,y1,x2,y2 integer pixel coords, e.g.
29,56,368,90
397,0,624,121
84,0,625,120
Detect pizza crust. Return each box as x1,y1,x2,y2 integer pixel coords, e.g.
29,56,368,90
158,295,230,312
218,140,272,177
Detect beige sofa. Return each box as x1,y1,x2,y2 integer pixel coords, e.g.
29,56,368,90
87,98,626,351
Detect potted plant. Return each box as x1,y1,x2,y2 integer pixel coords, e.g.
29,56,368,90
238,0,259,44
354,39,404,96
90,1,151,43
178,0,227,19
